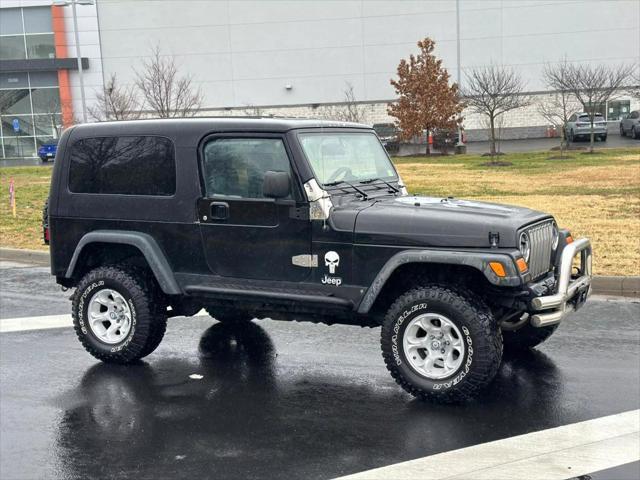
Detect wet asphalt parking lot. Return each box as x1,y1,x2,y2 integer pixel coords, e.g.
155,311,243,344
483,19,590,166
1,260,639,480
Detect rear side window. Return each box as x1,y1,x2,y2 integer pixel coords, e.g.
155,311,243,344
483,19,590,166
68,136,175,195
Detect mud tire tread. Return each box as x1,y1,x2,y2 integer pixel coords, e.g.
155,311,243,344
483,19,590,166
381,284,502,403
72,266,164,364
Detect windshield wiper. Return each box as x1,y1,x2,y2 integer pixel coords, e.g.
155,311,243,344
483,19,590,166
359,177,400,194
324,180,369,200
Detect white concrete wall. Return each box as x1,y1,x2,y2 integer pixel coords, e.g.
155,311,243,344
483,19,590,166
96,0,640,110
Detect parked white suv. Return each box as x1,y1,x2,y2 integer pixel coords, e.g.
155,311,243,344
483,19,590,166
620,110,640,139
566,112,607,142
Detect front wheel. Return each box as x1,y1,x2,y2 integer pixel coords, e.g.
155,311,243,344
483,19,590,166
381,285,502,403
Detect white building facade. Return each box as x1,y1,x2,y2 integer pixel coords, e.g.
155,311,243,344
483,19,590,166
1,0,639,156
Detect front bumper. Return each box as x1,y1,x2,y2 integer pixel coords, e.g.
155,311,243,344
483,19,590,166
529,237,593,327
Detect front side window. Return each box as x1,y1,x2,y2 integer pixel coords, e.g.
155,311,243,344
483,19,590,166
298,131,397,185
69,136,175,195
202,138,291,199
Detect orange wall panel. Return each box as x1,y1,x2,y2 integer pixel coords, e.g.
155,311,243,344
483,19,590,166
52,5,74,128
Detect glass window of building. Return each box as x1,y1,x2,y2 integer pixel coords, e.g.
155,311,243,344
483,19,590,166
23,7,54,33
607,100,631,121
1,72,61,159
0,6,60,158
0,6,54,61
26,34,56,59
0,8,23,35
0,36,27,60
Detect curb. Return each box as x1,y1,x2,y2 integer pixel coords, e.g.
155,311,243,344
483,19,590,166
0,247,50,267
1,247,638,298
591,276,640,298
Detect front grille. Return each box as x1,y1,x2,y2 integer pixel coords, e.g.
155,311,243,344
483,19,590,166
524,220,555,280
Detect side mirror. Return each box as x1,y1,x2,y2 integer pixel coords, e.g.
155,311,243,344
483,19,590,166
263,171,290,199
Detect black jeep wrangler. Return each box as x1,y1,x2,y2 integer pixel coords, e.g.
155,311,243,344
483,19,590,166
48,118,592,402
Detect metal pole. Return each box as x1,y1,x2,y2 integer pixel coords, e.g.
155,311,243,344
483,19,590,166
456,0,464,148
72,1,87,123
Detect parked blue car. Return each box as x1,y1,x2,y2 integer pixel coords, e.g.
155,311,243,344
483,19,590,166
38,141,58,162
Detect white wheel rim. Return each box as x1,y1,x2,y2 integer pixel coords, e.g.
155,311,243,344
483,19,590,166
87,288,133,344
402,313,466,380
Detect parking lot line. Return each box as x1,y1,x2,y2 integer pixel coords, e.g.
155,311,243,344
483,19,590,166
0,310,210,333
334,409,640,480
0,314,73,333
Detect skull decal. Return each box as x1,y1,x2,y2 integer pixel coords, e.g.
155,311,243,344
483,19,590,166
324,251,340,274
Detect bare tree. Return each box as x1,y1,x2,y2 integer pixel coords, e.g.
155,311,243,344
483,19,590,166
627,68,640,101
463,65,530,157
540,61,576,158
135,46,204,118
89,73,142,121
551,62,634,153
318,82,366,123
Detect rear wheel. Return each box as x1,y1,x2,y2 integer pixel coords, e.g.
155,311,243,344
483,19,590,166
72,266,166,363
568,129,575,142
381,285,502,403
633,126,639,139
620,124,626,137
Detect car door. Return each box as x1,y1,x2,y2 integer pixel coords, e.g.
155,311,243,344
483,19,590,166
197,134,312,282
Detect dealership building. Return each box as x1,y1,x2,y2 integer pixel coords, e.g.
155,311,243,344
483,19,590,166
1,0,639,158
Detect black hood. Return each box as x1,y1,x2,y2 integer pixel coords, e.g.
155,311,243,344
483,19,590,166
345,195,551,248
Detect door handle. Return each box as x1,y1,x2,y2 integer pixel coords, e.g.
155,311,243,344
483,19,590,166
209,202,229,221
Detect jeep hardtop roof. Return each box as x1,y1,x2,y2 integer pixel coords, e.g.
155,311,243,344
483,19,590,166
67,117,372,137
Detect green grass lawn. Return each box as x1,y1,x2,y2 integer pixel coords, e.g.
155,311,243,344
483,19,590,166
1,147,639,275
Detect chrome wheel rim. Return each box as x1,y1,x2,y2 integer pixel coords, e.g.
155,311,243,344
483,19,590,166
402,313,465,380
87,288,132,344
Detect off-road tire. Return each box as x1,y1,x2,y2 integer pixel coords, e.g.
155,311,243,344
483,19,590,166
72,266,165,363
381,285,502,403
502,323,558,351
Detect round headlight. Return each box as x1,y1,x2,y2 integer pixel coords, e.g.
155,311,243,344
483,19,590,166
551,221,559,250
519,232,531,263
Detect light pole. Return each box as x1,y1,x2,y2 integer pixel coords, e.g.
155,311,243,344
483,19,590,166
455,0,466,153
52,0,94,123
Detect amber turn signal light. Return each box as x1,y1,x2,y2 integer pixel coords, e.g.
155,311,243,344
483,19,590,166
489,262,506,277
516,258,528,273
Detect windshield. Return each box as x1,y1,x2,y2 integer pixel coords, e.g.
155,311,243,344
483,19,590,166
298,132,398,186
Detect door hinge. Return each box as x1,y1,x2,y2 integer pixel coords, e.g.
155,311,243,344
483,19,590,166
292,254,318,268
290,206,309,220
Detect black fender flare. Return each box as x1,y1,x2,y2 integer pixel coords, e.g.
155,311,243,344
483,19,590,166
65,230,181,295
356,249,521,314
